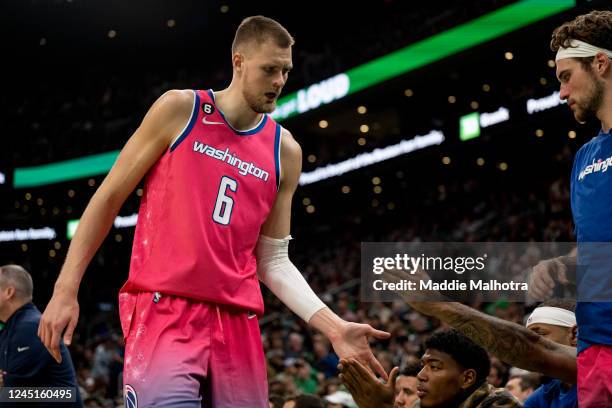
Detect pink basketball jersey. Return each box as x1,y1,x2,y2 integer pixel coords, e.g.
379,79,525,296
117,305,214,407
121,89,281,315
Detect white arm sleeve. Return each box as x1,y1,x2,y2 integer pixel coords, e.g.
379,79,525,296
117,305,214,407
256,234,327,322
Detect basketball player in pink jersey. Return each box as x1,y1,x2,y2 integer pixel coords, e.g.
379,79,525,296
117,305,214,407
37,16,390,407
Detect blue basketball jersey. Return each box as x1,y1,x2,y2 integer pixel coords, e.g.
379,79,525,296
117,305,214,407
570,127,612,352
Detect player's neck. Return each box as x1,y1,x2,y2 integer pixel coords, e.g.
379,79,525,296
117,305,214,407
598,85,612,133
214,86,263,131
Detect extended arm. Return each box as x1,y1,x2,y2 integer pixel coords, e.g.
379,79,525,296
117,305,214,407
38,89,194,362
257,128,390,378
409,301,576,384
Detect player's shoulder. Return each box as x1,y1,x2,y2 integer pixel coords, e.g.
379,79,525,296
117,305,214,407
144,90,196,138
279,127,302,160
574,136,600,162
155,89,196,113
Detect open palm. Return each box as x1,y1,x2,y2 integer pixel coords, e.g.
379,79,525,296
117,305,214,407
330,321,390,380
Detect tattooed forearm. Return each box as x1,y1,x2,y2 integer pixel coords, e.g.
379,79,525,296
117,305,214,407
409,302,558,371
447,307,542,368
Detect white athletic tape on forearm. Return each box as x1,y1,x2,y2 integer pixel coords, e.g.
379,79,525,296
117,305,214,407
256,235,326,322
556,39,612,61
526,306,576,328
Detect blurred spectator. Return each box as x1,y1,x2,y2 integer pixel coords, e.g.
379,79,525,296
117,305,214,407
270,393,286,408
394,363,421,408
487,357,509,388
505,373,541,403
293,359,320,394
324,390,357,408
284,394,326,408
312,335,339,379
0,265,83,407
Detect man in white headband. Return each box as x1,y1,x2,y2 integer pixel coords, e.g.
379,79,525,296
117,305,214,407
525,302,577,348
522,300,577,408
529,9,612,407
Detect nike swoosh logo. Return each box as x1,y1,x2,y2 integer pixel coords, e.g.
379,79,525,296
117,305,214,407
17,346,30,352
247,313,257,320
202,117,224,125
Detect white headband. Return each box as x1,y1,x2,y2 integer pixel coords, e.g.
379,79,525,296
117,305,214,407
556,39,612,61
526,306,576,328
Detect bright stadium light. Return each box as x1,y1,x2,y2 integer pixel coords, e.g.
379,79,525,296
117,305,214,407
526,91,566,114
460,107,510,141
460,113,481,141
0,227,57,242
299,130,445,185
67,219,80,240
114,213,138,228
480,107,510,128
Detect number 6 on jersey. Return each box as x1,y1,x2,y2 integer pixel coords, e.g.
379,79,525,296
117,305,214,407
213,176,238,225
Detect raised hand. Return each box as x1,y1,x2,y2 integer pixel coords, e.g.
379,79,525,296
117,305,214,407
339,357,398,408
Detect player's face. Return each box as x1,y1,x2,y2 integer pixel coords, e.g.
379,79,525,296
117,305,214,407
240,41,292,114
557,58,604,124
394,375,418,407
528,322,573,346
416,349,469,408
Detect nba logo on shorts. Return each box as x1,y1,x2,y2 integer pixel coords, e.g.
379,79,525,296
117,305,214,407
125,384,138,408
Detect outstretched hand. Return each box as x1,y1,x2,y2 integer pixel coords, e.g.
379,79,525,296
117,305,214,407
330,321,391,380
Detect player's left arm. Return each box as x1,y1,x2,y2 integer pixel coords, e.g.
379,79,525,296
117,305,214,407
258,128,390,379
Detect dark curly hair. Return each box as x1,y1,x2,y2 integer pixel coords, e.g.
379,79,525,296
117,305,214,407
550,10,612,70
424,329,491,387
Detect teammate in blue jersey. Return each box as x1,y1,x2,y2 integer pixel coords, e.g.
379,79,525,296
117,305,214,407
530,10,612,407
522,300,577,408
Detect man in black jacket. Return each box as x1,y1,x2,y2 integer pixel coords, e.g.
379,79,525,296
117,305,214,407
0,264,82,407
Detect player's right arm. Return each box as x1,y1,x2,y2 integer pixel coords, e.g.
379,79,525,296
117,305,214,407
38,89,194,363
407,301,577,384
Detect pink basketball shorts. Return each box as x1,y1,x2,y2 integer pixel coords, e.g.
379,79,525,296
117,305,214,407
118,291,268,407
577,344,612,407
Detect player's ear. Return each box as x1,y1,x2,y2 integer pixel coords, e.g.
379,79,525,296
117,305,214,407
569,325,578,347
594,52,611,77
233,52,245,73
